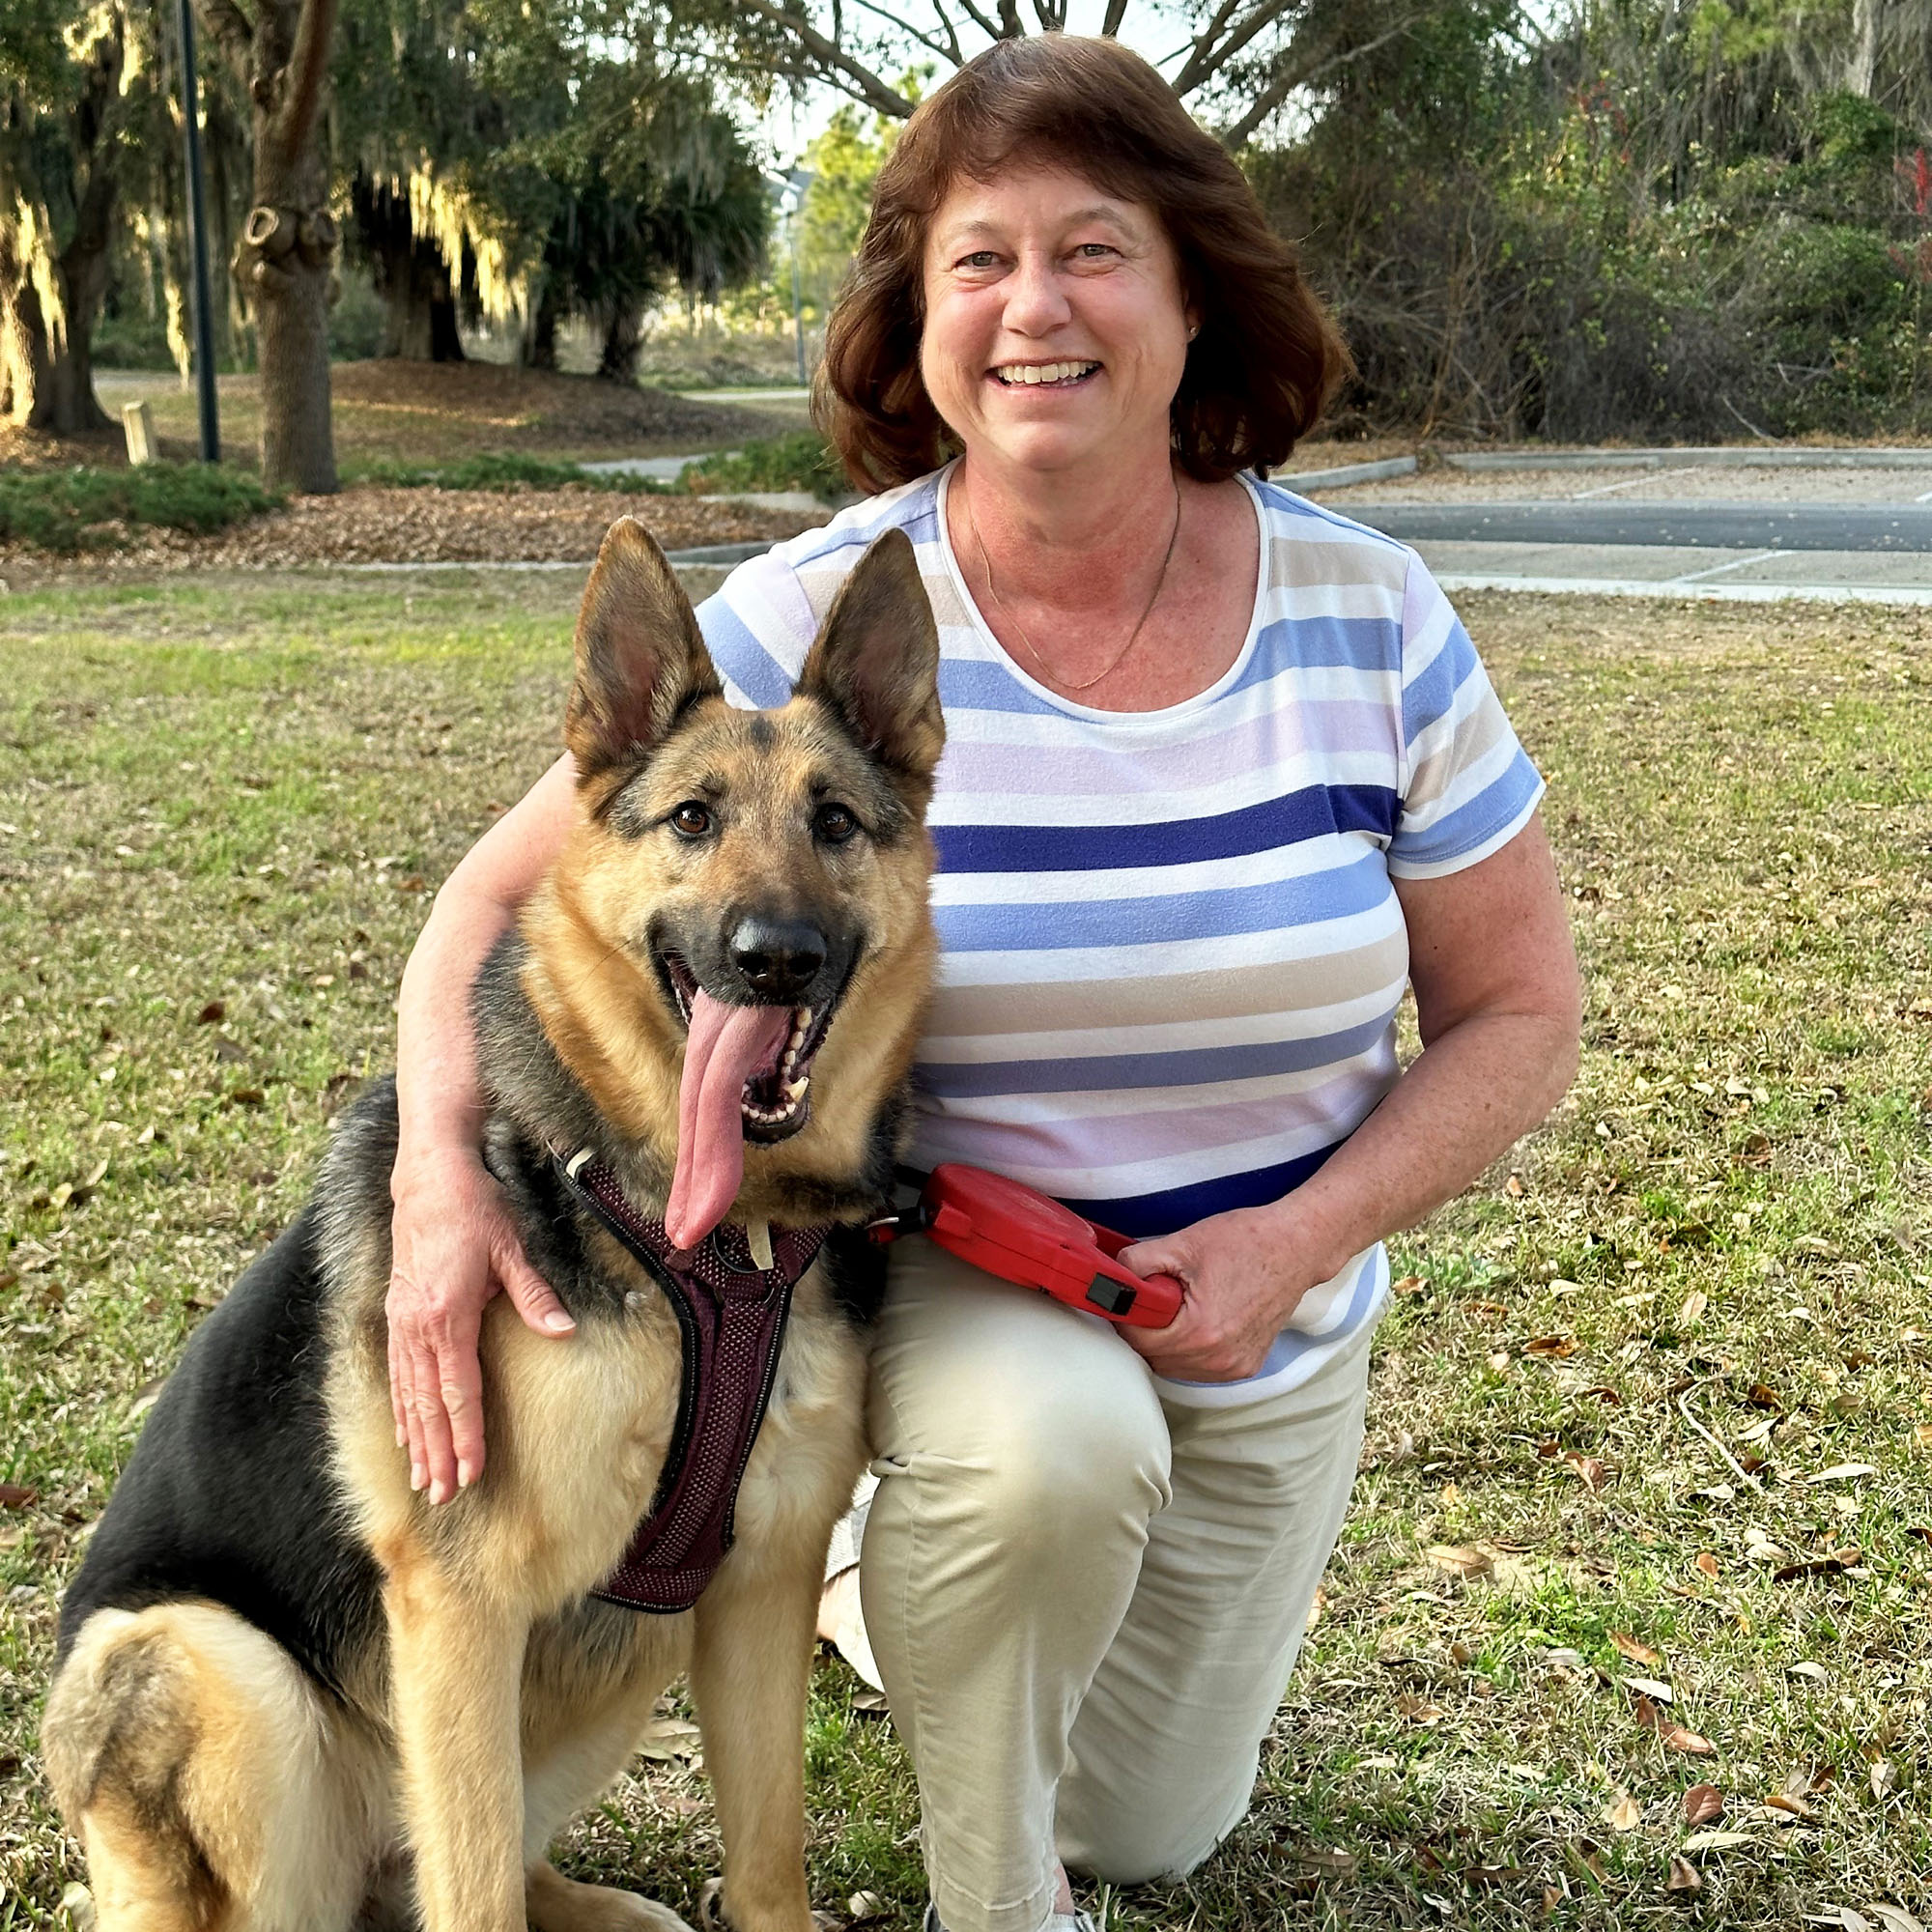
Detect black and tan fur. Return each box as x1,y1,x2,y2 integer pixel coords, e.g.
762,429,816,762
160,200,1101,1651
43,519,944,1932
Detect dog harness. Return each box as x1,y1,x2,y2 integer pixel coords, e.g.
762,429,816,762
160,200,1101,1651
555,1151,829,1614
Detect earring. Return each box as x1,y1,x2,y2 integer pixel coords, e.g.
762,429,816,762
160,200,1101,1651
1187,324,1200,340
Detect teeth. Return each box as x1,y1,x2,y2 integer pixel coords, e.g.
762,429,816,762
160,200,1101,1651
797,1008,813,1030
997,360,1095,385
785,1077,808,1099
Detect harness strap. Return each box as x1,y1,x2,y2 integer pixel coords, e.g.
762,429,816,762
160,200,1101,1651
556,1153,829,1614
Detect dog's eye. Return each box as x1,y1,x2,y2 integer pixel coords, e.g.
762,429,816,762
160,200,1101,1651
814,803,859,844
669,802,713,838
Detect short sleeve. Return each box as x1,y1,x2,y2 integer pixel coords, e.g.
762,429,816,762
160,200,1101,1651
1385,552,1546,880
694,548,818,710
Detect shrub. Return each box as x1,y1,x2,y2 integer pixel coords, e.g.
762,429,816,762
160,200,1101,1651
350,453,671,494
0,464,281,554
680,431,847,502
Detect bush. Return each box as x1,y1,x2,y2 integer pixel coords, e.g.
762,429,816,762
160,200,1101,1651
0,464,281,554
350,452,672,494
680,432,847,502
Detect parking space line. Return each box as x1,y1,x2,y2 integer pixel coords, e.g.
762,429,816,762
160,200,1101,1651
1570,466,1701,500
1670,549,1780,582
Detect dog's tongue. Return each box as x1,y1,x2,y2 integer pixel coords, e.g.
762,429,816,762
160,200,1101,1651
664,990,792,1250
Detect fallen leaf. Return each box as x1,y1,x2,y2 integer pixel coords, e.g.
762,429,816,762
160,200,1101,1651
851,1687,889,1713
1695,1551,1721,1579
1397,1693,1445,1724
1681,1829,1758,1851
1787,1662,1830,1684
1764,1791,1814,1822
1525,1335,1578,1358
195,1000,224,1024
1565,1451,1609,1492
1626,1675,1675,1703
845,1890,887,1922
1870,1908,1923,1932
1565,1837,1608,1887
1869,1761,1896,1800
1605,1789,1642,1832
1612,1632,1664,1669
1426,1543,1493,1580
1666,1855,1702,1893
1772,1546,1861,1581
0,1484,38,1509
1296,1848,1358,1876
213,1036,247,1065
635,1716,702,1762
1636,1695,1716,1754
1392,1274,1429,1296
1805,1463,1877,1484
1745,1381,1783,1410
1678,1290,1709,1326
1683,1784,1723,1826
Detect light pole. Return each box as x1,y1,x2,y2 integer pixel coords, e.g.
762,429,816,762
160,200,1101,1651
173,0,220,462
770,167,815,385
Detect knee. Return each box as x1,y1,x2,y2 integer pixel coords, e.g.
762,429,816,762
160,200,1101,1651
906,1353,1172,1566
1064,1793,1245,1888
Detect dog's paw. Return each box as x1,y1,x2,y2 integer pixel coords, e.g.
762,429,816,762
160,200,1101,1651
527,1863,696,1932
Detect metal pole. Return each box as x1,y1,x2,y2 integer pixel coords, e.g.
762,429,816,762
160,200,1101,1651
790,226,806,385
174,0,220,463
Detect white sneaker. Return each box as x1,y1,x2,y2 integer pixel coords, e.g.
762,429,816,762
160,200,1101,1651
923,1906,1096,1932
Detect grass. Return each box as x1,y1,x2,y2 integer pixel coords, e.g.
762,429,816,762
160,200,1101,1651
349,451,673,494
0,463,280,554
1,580,1928,1929
682,430,851,502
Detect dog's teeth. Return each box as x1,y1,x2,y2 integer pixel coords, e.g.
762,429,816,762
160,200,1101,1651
785,1077,808,1100
797,1008,812,1029
781,1047,796,1069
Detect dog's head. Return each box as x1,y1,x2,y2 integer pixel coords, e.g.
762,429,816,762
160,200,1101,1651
527,516,943,1237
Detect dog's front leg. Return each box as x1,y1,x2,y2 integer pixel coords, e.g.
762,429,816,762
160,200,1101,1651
385,1553,528,1932
689,1550,821,1932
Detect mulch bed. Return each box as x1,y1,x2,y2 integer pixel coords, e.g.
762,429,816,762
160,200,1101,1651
0,484,828,585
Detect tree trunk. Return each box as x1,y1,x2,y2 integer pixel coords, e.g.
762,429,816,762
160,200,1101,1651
210,0,341,493
378,238,465,361
521,278,561,370
598,296,643,382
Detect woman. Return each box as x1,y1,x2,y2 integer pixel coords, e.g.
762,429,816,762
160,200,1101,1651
387,35,1581,1932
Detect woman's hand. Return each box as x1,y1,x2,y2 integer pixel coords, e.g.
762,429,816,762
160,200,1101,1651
386,1146,574,1504
1114,1199,1343,1383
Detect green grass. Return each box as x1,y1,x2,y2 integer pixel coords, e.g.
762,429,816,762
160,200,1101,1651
1,581,1928,1928
0,463,281,553
345,450,674,494
681,429,849,502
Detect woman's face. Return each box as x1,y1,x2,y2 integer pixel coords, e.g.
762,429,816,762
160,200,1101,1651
919,162,1194,481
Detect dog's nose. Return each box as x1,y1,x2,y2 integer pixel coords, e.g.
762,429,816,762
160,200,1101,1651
729,917,826,1001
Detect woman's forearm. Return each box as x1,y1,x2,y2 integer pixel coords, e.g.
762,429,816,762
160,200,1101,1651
1276,1007,1579,1283
393,753,579,1181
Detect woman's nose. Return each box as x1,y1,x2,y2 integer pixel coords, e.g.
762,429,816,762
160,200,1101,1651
1001,251,1072,335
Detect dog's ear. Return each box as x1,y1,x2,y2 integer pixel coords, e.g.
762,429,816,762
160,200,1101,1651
797,527,944,786
565,518,723,778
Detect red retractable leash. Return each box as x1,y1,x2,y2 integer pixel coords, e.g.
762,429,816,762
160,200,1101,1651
868,1164,1184,1330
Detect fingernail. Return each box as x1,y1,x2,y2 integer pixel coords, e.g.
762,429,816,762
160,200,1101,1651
456,1460,474,1490
429,1479,450,1506
395,1426,407,1448
544,1311,575,1334
411,1462,426,1492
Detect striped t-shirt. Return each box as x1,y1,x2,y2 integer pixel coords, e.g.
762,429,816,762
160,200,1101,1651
696,464,1544,1403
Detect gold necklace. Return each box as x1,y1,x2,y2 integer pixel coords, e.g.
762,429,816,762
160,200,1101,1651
969,474,1183,696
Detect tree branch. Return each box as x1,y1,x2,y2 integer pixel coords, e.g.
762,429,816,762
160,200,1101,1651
924,0,964,66
194,0,255,84
731,0,919,115
274,0,339,164
1100,0,1129,36
952,0,1004,41
1173,0,1302,98
1217,12,1420,147
849,0,957,67
996,0,1020,39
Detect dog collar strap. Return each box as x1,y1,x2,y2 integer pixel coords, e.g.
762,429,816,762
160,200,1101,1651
556,1152,828,1614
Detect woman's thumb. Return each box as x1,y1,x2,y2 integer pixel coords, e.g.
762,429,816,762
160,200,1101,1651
496,1237,575,1337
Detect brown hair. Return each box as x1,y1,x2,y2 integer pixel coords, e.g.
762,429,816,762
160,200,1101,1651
815,34,1352,492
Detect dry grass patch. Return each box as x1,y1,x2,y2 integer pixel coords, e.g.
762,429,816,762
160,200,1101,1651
0,584,1926,1930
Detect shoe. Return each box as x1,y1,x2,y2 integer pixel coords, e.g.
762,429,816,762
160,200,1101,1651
923,1906,1096,1932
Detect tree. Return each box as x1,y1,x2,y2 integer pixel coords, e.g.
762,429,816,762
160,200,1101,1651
198,0,341,491
0,0,138,432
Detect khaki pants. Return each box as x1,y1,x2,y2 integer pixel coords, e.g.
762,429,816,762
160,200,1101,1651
858,1236,1373,1932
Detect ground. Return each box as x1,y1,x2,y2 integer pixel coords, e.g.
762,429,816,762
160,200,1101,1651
2,360,799,475
0,577,1928,1931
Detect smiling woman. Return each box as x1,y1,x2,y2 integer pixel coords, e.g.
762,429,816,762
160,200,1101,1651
381,32,1581,1932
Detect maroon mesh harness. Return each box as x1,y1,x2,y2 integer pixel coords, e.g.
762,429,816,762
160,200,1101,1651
556,1151,830,1614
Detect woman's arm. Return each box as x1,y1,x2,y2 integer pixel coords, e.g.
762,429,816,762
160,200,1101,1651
1120,814,1580,1382
387,751,580,1504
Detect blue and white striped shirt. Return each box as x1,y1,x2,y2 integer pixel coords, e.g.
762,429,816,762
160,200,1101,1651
697,464,1545,1401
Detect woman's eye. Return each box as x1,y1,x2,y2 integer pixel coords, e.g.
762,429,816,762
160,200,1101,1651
815,803,858,843
957,250,1001,270
670,802,712,838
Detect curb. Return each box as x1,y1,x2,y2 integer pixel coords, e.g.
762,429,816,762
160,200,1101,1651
1280,456,1417,491
1434,572,1932,607
1445,447,1932,471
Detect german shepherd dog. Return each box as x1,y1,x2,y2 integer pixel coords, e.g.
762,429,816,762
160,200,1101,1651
43,519,944,1932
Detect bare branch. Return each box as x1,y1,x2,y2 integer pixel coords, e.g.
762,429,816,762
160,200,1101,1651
732,0,919,115
1172,0,1302,98
1217,11,1420,147
924,0,965,66
848,0,958,67
952,0,1004,41
1100,0,1129,36
193,0,255,82
997,0,1020,39
274,0,339,163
